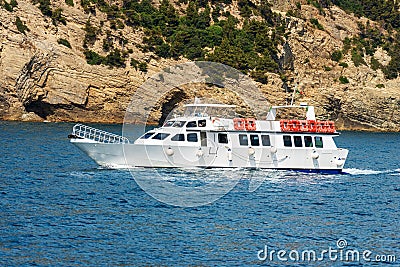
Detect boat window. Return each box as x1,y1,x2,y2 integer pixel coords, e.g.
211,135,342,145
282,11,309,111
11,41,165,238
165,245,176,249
304,136,313,147
294,136,303,147
250,135,260,146
140,132,155,139
171,134,185,141
314,136,323,148
198,120,206,127
283,135,292,147
218,133,228,144
173,121,186,127
152,133,170,140
163,121,175,127
187,133,198,142
261,135,271,146
239,134,248,146
186,121,197,128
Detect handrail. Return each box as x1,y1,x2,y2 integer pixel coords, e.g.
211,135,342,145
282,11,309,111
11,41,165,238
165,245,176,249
72,124,130,144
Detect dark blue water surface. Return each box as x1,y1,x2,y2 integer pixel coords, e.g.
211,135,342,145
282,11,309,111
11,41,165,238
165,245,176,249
0,121,399,266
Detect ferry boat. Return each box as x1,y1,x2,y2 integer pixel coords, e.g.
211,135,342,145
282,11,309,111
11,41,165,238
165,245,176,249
69,101,348,173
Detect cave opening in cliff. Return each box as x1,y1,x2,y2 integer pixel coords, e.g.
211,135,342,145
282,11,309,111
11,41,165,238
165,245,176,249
155,89,189,126
25,100,74,120
147,83,258,126
25,100,55,119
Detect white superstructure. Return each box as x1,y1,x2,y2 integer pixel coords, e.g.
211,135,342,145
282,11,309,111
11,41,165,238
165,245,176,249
69,102,348,173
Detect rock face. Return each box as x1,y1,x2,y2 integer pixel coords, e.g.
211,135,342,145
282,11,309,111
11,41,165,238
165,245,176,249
0,0,399,131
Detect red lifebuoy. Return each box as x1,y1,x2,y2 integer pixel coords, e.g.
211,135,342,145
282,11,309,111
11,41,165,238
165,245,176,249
245,118,257,131
307,120,317,132
280,119,333,133
290,120,300,132
299,120,309,132
316,121,324,133
233,118,245,130
280,119,290,132
321,121,330,133
326,121,336,133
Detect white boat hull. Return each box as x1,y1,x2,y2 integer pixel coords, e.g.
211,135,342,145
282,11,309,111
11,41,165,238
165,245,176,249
69,102,349,173
71,139,348,172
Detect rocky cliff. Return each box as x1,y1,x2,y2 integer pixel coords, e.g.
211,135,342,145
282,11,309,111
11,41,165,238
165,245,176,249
0,0,399,131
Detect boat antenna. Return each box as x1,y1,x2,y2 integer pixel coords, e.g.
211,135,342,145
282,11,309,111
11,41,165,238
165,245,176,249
290,82,298,106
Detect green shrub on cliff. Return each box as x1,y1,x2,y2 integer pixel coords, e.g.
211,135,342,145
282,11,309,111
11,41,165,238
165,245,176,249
3,2,13,12
351,48,366,67
102,34,113,52
33,0,52,16
130,58,148,72
65,0,73,7
84,50,103,65
103,49,126,68
370,57,382,71
238,0,255,18
31,0,66,25
83,19,98,48
138,62,148,72
84,49,127,68
331,50,342,62
2,0,17,12
339,76,349,84
15,16,29,34
51,8,66,25
57,38,71,48
130,58,139,70
310,18,324,30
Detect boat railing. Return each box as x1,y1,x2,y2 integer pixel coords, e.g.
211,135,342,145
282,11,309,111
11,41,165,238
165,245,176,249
72,124,130,144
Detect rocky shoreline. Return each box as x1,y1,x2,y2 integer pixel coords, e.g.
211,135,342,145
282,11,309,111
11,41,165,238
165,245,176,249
1,1,399,132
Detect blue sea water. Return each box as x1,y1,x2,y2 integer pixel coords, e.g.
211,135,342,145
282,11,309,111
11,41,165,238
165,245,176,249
0,121,399,266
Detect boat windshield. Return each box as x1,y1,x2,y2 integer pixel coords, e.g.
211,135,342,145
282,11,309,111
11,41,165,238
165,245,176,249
163,120,175,127
140,132,155,139
172,121,186,127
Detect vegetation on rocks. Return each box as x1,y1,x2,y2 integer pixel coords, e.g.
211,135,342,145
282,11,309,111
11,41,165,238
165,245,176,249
2,0,18,12
84,49,127,68
322,0,400,79
310,18,324,30
57,38,72,48
9,0,394,81
76,0,400,81
331,50,342,62
31,0,66,25
5,0,400,81
339,76,349,84
78,0,285,83
15,16,29,34
65,0,73,7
